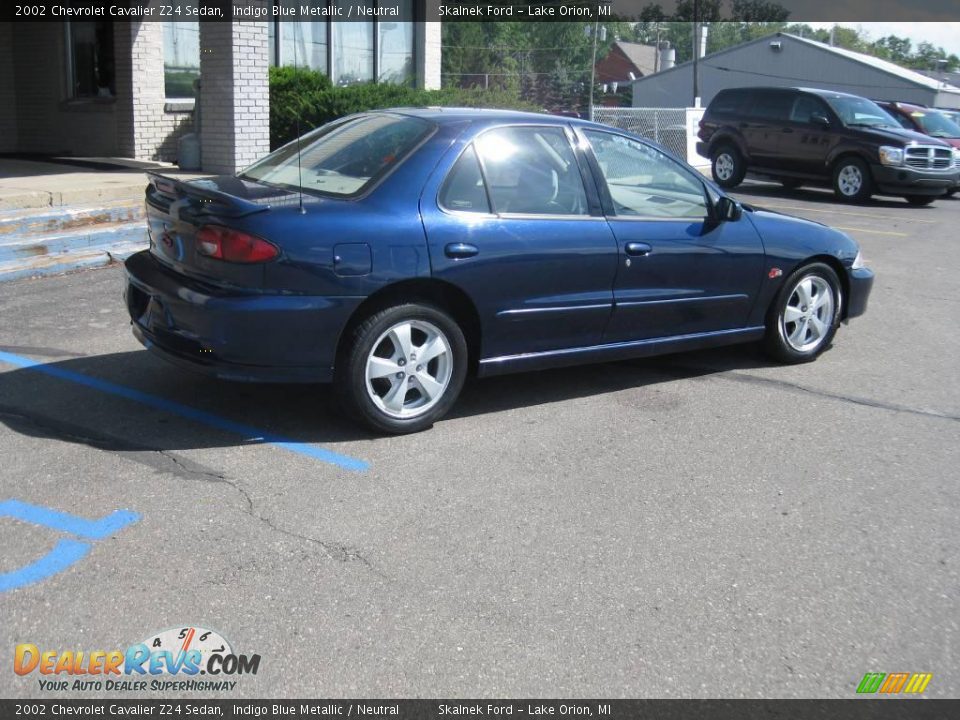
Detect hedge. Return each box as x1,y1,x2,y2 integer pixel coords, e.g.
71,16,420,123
269,66,541,149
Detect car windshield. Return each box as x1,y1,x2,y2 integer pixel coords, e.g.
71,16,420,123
908,109,960,138
240,113,433,196
825,96,899,129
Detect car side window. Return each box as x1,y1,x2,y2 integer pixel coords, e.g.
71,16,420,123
474,127,589,216
747,92,793,121
790,96,828,124
439,145,490,213
583,130,708,219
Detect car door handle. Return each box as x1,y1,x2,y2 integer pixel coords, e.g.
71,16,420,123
625,242,652,257
444,242,479,259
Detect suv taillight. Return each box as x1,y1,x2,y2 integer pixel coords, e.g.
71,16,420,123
196,225,278,263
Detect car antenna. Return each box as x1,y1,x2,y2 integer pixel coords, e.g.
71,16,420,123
293,22,306,214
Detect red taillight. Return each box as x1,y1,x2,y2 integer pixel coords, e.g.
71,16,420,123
195,225,278,263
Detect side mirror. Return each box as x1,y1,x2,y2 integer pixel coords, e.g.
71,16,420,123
715,196,742,222
811,113,831,128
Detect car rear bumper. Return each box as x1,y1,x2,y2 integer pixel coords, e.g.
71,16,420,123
870,164,958,196
124,250,362,383
845,267,874,321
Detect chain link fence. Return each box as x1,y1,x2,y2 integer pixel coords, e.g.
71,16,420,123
592,107,704,167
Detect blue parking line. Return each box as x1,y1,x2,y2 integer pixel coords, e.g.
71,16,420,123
0,539,91,593
0,350,369,472
0,500,140,540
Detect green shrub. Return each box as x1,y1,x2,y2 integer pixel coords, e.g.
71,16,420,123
269,67,540,149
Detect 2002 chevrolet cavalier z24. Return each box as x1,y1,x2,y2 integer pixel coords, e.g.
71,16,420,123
124,108,874,434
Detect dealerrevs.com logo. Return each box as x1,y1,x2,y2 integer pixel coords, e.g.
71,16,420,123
14,626,261,692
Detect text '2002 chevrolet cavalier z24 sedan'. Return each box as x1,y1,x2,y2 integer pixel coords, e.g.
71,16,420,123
124,108,874,434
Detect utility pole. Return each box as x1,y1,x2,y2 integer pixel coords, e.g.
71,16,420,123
589,20,599,121
692,0,700,107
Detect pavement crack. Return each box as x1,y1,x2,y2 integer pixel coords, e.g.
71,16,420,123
0,404,381,574
656,365,959,422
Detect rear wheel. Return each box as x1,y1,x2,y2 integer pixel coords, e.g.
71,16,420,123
905,195,936,206
335,303,467,434
711,146,746,189
832,157,872,203
765,263,842,364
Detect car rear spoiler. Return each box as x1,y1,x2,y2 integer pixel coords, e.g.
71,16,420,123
146,172,270,218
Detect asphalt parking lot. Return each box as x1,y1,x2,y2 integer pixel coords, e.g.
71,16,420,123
1,183,958,699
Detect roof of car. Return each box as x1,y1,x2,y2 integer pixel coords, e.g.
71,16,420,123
375,107,625,134
387,107,565,123
715,86,866,100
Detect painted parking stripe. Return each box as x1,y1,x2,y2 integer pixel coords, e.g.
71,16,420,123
748,201,937,224
0,350,369,472
0,500,140,592
0,500,139,540
0,539,90,593
831,226,909,238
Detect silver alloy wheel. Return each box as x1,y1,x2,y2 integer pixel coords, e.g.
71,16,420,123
715,153,735,181
782,275,835,353
837,164,863,196
365,319,453,419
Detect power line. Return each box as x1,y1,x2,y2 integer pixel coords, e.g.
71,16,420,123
706,63,956,91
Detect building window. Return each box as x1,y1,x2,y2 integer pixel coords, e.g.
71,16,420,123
379,0,415,84
268,1,415,87
67,21,115,98
279,1,328,73
163,21,200,99
333,0,374,85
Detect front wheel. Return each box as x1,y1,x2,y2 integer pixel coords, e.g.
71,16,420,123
905,195,936,206
335,303,468,434
765,263,842,364
832,157,873,203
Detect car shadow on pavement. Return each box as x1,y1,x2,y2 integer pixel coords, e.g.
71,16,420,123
0,345,779,455
731,182,938,209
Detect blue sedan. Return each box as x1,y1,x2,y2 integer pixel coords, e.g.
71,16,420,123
124,108,874,433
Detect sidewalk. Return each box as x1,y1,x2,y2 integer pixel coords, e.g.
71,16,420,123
0,157,204,210
0,158,206,280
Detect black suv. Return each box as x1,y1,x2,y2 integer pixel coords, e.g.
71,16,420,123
697,87,959,205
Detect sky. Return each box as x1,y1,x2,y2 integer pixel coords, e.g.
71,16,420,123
807,22,960,57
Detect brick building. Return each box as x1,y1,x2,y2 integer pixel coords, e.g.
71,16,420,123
0,8,442,174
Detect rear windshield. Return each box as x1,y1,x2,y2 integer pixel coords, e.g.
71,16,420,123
240,113,433,197
709,90,746,115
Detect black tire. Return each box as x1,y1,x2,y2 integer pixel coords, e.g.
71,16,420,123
335,303,468,434
711,145,746,189
905,195,936,206
779,178,803,190
946,188,957,198
765,262,842,364
832,157,873,203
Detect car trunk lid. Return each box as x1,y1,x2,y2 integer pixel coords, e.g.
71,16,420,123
145,173,294,288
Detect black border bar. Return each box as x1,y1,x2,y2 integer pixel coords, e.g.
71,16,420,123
1,699,959,719
2,1,960,23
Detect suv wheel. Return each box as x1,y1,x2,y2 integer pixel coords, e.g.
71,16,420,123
765,263,841,364
904,195,936,206
832,157,872,203
335,303,468,434
711,146,745,188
